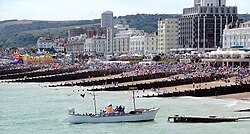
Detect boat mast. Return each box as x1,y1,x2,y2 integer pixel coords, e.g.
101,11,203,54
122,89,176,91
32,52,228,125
132,87,136,111
130,76,136,111
93,91,97,115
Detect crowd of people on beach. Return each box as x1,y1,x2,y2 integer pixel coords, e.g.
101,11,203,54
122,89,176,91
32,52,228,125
1,46,250,85
1,55,249,80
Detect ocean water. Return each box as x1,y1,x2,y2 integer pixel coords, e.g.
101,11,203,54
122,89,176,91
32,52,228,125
0,82,250,134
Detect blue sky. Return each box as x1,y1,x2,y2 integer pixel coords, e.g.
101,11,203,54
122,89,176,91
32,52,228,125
0,0,249,21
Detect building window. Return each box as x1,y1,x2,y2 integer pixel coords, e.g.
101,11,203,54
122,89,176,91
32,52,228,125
221,8,224,13
210,8,213,13
233,8,236,13
215,8,218,13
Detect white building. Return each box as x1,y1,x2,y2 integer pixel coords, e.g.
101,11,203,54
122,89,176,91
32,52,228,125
114,24,130,34
37,37,66,52
114,24,129,31
130,35,144,54
113,29,144,55
66,34,86,53
113,36,130,54
85,36,106,56
102,11,114,56
130,33,157,54
157,18,179,54
223,21,250,49
37,37,55,49
194,0,226,7
144,34,158,54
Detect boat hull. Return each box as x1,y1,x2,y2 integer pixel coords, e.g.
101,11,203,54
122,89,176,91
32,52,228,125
68,108,159,123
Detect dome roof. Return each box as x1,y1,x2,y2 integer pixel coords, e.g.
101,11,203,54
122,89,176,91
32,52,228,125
102,11,113,15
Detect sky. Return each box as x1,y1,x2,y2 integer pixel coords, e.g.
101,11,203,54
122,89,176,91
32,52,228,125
0,0,249,21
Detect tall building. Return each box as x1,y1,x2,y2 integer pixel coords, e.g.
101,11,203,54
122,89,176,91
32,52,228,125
223,21,250,49
101,11,114,29
158,18,179,54
101,11,114,56
179,0,237,53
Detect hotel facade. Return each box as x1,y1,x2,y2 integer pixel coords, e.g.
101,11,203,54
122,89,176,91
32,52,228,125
223,21,250,49
157,18,179,54
130,33,158,55
179,0,238,53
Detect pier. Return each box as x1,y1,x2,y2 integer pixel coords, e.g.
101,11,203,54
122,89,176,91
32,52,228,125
168,115,239,123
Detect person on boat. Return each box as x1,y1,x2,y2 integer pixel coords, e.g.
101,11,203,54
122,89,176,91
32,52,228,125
115,106,119,112
106,104,113,113
121,106,125,114
118,105,122,112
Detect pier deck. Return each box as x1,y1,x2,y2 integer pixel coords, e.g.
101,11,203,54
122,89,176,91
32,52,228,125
168,115,239,123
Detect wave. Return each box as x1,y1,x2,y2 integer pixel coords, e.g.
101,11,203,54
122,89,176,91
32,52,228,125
225,100,238,107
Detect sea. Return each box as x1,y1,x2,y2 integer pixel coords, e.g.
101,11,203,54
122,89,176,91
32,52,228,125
0,82,250,134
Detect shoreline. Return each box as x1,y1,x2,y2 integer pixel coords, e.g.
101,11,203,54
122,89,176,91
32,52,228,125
214,92,250,101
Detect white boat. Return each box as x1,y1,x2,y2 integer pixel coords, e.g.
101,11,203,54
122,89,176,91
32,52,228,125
68,107,159,123
68,84,159,123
